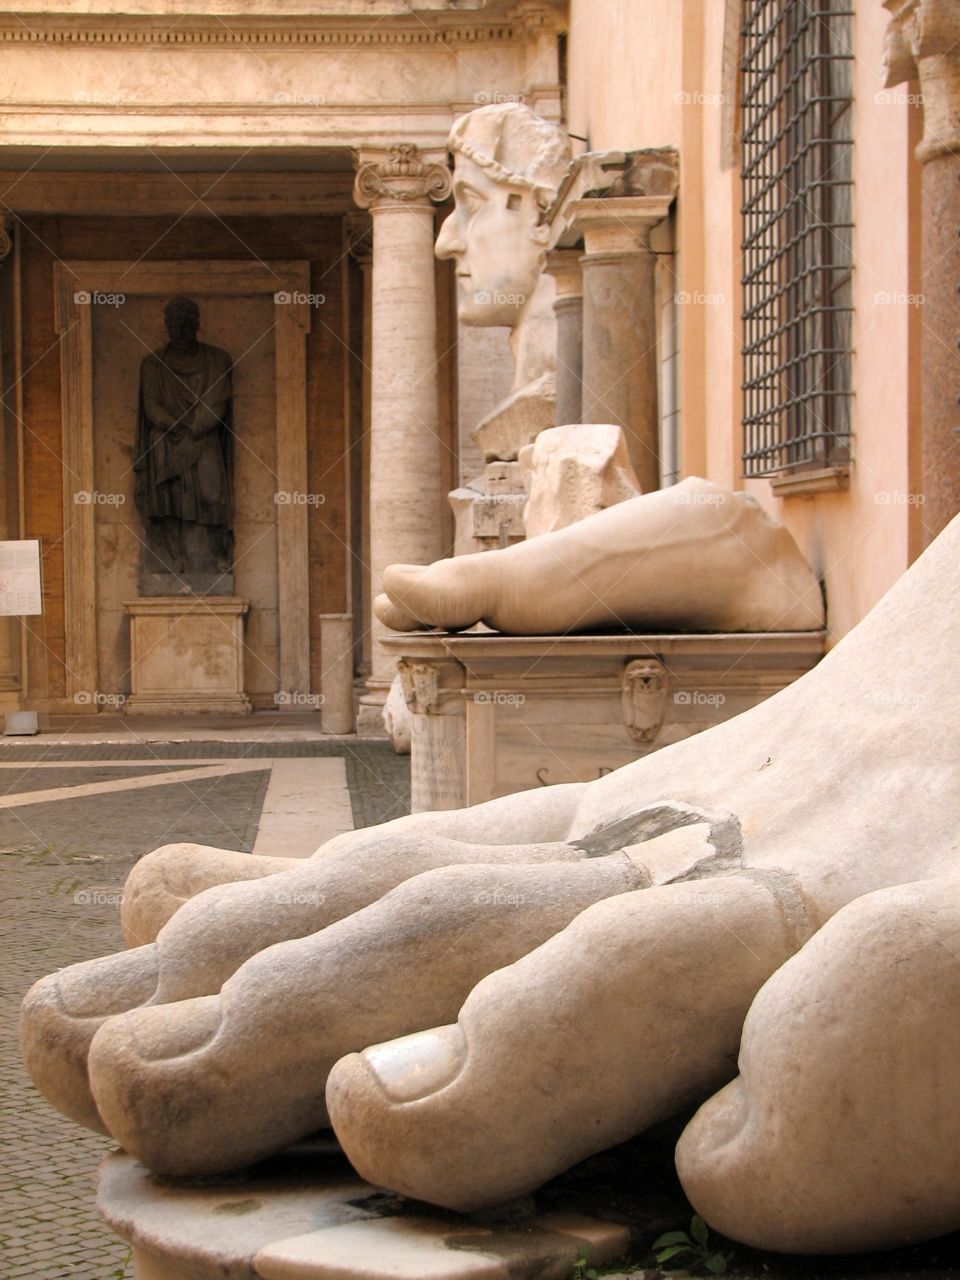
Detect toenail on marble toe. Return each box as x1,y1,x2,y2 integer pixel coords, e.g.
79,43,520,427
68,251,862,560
46,950,159,1019
101,999,223,1064
359,1024,467,1102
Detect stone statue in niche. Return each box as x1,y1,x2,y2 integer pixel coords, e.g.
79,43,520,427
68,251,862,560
134,296,235,595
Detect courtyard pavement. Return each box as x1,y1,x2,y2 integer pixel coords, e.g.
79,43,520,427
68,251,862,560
0,722,409,1279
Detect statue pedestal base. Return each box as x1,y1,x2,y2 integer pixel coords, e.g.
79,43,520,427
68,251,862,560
383,630,826,813
124,596,251,715
97,1148,630,1280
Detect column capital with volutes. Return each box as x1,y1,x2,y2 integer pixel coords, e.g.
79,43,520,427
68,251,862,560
353,144,452,211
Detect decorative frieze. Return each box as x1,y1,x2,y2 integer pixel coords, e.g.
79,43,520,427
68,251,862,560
0,20,520,49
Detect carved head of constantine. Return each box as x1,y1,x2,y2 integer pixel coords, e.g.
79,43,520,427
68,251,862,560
436,102,572,327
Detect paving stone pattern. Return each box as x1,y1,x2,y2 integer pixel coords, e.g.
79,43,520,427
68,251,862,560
0,740,409,1279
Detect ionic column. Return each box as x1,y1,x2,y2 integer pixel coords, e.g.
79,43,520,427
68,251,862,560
571,196,672,493
884,0,960,544
544,249,584,426
353,145,452,734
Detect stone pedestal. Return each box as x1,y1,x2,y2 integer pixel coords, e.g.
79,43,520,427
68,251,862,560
353,146,452,733
319,612,355,735
384,630,825,811
97,1147,630,1280
124,597,251,715
573,197,671,494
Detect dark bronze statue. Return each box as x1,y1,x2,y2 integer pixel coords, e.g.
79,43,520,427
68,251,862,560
134,297,234,586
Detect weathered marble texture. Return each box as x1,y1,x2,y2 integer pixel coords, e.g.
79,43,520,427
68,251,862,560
519,422,641,538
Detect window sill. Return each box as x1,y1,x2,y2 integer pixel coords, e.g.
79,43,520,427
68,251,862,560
769,466,850,497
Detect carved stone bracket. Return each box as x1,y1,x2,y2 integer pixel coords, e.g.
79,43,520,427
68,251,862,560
398,658,441,715
884,0,960,161
621,657,668,746
353,144,452,209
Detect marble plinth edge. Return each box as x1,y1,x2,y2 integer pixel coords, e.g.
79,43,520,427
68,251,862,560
97,1149,631,1280
382,629,827,811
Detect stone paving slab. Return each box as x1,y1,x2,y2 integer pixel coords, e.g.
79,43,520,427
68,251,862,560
253,759,355,857
96,1150,632,1280
0,763,212,795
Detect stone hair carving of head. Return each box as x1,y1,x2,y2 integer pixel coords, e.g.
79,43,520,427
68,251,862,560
437,103,573,327
447,102,573,213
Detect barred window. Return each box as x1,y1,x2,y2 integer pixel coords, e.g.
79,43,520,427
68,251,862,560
740,1,854,477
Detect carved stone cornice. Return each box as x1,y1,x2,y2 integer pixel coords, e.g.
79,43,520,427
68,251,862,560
353,144,452,209
883,0,960,162
0,17,520,48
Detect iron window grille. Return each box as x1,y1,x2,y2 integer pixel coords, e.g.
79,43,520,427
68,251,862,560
740,0,854,477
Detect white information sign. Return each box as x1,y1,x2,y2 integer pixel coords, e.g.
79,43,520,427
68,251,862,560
0,540,42,616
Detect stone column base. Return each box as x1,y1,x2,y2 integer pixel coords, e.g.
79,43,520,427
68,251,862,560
124,597,251,716
356,690,390,738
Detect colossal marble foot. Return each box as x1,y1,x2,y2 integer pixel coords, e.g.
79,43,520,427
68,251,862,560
86,856,644,1174
21,823,591,1133
326,874,808,1210
375,478,825,636
21,511,960,1255
677,874,960,1253
120,842,303,946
